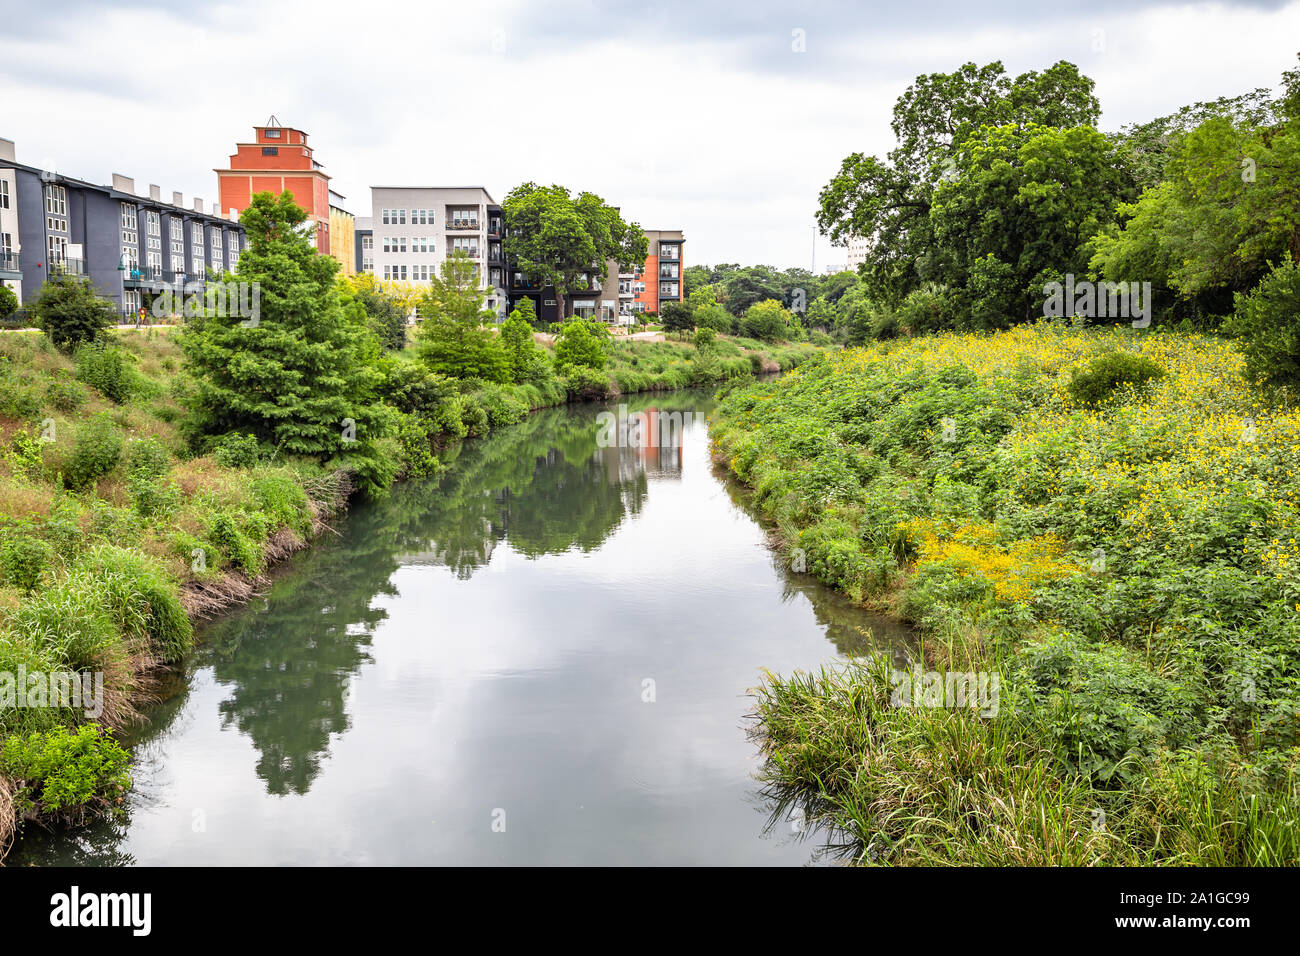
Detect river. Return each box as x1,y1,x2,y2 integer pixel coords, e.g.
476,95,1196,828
10,390,912,866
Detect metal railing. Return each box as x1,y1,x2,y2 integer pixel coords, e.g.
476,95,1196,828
47,257,87,277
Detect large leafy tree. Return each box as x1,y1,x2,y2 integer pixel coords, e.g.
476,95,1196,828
502,183,647,318
928,123,1131,325
1092,55,1300,319
818,59,1100,305
179,190,392,493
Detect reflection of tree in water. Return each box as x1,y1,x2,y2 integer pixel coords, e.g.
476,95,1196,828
193,395,677,796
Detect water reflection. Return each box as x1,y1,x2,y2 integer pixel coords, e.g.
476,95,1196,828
10,390,914,866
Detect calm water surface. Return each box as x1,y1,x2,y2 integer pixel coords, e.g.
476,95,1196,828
12,391,911,866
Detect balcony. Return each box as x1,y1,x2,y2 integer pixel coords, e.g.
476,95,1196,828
0,252,20,277
47,257,88,277
446,220,480,231
449,247,481,259
123,265,166,287
487,219,503,238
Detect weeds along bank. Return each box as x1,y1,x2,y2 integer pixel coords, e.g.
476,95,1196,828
712,324,1300,865
0,326,817,859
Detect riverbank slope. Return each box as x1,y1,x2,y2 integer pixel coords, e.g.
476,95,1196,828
711,324,1300,865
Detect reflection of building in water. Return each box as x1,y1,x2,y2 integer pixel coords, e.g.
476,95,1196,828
597,407,685,483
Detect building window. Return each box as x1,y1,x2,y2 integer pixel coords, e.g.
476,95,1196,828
398,209,407,225
264,128,281,138
659,282,679,297
124,290,141,316
0,179,8,209
262,147,279,156
47,235,68,263
120,203,139,267
361,235,373,250
44,184,67,216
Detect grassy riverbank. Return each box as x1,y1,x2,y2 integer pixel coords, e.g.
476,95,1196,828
713,324,1300,865
0,325,818,858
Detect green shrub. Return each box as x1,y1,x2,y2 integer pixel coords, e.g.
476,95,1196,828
0,282,17,321
554,320,608,371
1227,258,1300,390
45,374,87,413
0,533,55,592
1012,635,1204,785
75,545,193,661
211,432,260,469
32,277,117,352
74,340,134,403
125,436,171,480
251,472,313,534
561,364,611,401
61,414,124,491
208,512,260,574
380,360,458,416
0,725,132,822
474,385,528,428
394,414,442,479
6,572,120,672
1066,351,1166,405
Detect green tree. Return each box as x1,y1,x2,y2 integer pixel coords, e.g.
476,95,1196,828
342,273,407,350
660,301,695,337
512,295,540,328
416,253,510,382
818,59,1100,306
929,123,1130,325
741,299,794,342
32,277,117,351
500,307,545,383
1227,258,1300,389
503,183,648,318
553,319,608,371
178,191,393,495
1092,58,1300,320
0,283,17,321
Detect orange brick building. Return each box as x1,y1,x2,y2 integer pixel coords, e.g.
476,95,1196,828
215,117,332,253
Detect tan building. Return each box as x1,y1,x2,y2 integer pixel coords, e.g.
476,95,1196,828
329,190,354,276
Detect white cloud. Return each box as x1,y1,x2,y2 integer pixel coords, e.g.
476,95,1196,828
1,0,1296,267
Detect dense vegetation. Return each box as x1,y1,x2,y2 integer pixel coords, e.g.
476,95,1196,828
0,190,822,859
712,54,1300,865
717,320,1299,865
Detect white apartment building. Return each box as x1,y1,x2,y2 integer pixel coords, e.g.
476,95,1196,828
368,186,506,319
845,235,870,271
0,138,21,302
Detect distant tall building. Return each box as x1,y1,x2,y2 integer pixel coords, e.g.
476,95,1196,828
845,235,870,271
216,116,332,254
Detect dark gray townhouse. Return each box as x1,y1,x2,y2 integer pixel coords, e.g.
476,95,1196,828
0,137,246,318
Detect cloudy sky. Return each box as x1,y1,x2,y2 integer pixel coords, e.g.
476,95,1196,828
2,0,1297,268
